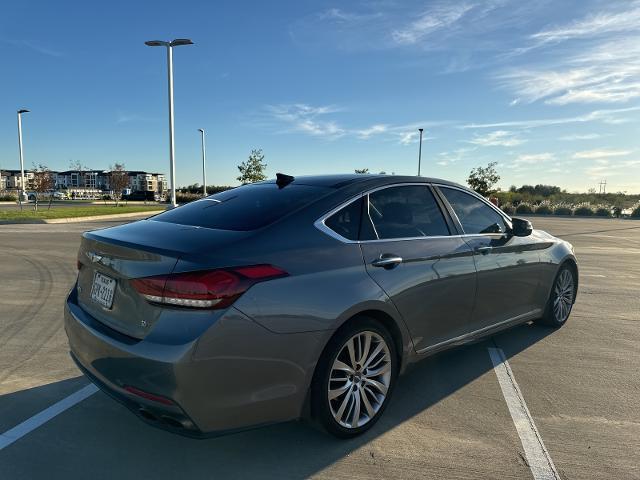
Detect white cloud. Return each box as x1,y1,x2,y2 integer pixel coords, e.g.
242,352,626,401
573,149,632,159
504,152,555,170
462,106,640,129
261,104,445,144
499,3,640,105
391,3,475,45
559,133,601,141
531,4,640,44
264,104,346,139
468,130,525,147
436,147,477,166
356,124,388,139
318,8,382,23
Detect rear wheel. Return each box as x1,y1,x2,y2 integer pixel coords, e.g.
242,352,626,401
312,318,398,438
536,264,576,327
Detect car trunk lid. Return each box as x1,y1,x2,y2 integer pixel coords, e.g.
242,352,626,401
76,219,249,339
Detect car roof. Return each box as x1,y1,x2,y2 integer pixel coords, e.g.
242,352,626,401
258,173,466,190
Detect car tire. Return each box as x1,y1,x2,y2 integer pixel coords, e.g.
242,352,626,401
311,317,398,438
535,264,576,328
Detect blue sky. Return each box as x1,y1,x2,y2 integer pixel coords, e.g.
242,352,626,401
1,0,638,192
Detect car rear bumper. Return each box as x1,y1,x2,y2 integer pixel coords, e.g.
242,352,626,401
64,285,330,437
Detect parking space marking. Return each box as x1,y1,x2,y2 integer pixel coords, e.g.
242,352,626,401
0,383,98,451
488,347,560,480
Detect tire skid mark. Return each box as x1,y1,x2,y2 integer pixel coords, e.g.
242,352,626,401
0,247,75,384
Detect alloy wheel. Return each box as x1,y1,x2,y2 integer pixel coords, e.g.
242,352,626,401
553,269,574,323
328,331,392,429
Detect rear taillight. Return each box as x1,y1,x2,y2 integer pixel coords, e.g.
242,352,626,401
131,265,287,309
124,386,175,406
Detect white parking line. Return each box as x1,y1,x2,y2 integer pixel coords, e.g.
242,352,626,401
0,383,98,451
488,347,560,480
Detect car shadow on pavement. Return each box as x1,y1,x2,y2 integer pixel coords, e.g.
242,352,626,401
0,322,555,479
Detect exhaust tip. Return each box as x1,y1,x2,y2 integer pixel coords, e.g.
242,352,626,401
138,408,158,422
160,415,186,429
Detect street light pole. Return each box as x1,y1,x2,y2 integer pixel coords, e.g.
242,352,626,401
417,128,424,176
17,109,30,204
198,129,207,196
145,39,194,208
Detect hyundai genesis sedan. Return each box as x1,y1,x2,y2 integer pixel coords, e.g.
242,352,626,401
65,174,578,438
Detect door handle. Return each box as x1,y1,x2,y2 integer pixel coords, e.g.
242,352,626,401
475,246,493,255
372,255,403,269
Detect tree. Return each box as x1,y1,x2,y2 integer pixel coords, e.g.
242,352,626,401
354,168,369,174
109,163,129,206
32,164,55,211
69,160,88,188
237,149,267,184
467,161,500,197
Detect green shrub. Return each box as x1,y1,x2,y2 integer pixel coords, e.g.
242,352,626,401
500,203,515,215
632,206,640,218
176,192,201,204
595,207,611,217
554,205,573,215
515,202,534,214
0,192,18,201
574,206,594,216
535,202,554,215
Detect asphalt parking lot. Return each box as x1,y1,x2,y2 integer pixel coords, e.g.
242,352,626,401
0,217,638,479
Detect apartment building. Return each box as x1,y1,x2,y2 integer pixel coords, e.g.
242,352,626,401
0,169,167,198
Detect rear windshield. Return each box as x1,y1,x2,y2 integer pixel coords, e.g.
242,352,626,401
152,183,332,231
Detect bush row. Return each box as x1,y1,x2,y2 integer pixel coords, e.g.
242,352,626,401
499,201,628,217
0,193,18,201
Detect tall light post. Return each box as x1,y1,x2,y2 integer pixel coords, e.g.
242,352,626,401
417,128,424,176
145,38,194,207
198,128,207,197
17,109,30,203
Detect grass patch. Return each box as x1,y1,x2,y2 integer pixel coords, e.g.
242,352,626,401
0,205,163,222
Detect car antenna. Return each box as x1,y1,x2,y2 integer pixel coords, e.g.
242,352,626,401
276,173,295,188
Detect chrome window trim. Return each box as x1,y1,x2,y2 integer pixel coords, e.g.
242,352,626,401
314,182,475,244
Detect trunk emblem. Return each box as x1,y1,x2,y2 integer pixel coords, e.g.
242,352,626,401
86,252,114,268
86,252,103,263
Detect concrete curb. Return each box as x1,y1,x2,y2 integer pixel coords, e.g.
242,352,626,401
0,210,163,225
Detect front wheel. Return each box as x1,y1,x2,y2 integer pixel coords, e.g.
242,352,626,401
536,264,576,327
312,318,398,438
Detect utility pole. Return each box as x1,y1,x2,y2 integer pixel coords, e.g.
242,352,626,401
145,39,194,208
17,109,30,207
417,128,424,176
598,180,607,194
198,128,207,196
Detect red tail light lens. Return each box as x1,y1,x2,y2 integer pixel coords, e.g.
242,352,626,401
131,265,287,309
124,386,175,406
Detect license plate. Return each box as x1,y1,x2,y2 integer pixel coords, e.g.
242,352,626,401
90,272,116,309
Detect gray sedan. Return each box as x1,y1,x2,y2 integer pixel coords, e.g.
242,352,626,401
65,174,578,438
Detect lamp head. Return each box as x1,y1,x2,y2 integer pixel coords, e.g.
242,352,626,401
145,40,168,47
170,39,194,47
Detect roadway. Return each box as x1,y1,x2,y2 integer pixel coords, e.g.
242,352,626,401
0,217,638,479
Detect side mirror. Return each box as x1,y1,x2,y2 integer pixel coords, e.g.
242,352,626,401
511,217,533,237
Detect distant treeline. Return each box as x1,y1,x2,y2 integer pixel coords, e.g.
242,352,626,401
495,184,640,209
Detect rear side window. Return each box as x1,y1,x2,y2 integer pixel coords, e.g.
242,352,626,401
153,183,331,231
366,185,450,240
440,187,508,234
325,198,363,241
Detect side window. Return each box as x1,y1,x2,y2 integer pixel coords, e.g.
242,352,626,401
325,197,363,241
366,185,450,240
440,187,508,234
